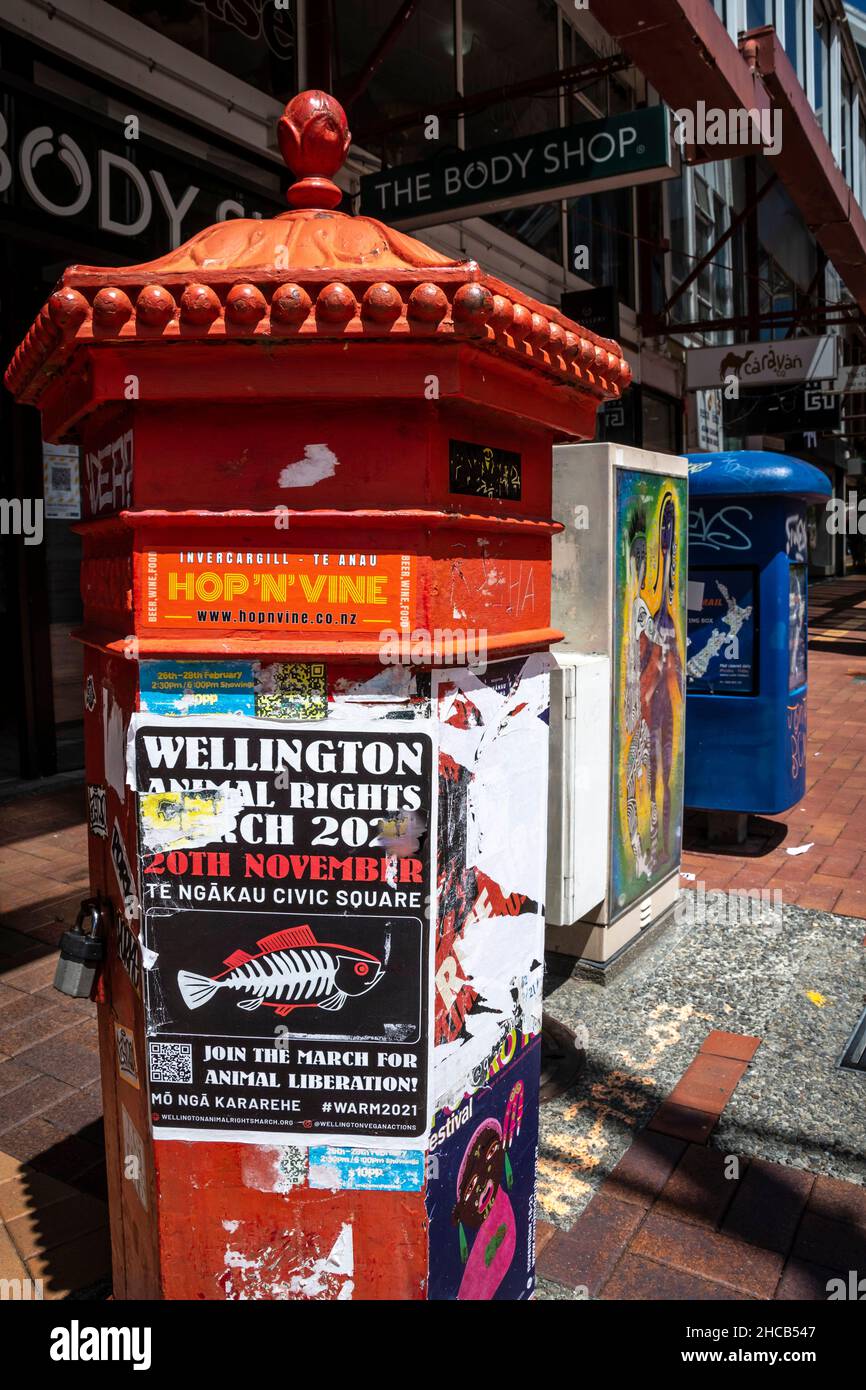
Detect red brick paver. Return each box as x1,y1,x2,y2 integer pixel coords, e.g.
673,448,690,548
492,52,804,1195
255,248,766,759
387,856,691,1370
681,578,866,919
537,1028,866,1301
648,1030,761,1146
0,784,108,1297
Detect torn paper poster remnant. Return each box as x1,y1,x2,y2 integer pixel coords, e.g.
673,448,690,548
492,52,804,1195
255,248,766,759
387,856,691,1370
138,787,247,852
287,1223,354,1300
278,443,338,489
103,688,127,801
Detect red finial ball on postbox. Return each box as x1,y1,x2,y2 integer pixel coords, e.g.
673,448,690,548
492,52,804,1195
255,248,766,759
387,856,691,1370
278,90,352,211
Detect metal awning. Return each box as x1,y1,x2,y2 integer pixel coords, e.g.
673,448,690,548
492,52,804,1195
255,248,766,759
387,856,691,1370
742,26,866,310
588,1,866,314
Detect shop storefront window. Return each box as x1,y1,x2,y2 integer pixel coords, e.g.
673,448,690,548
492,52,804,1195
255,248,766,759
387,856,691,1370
107,0,296,100
759,250,795,339
45,522,84,773
667,171,691,310
568,187,635,310
561,17,627,122
813,6,831,139
784,0,803,80
486,202,563,265
694,165,734,340
462,0,559,147
641,389,682,453
747,0,771,29
0,35,289,780
337,0,458,163
842,73,854,183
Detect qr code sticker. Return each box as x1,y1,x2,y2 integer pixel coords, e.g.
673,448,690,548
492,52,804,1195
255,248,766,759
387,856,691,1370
255,661,327,721
149,1041,192,1083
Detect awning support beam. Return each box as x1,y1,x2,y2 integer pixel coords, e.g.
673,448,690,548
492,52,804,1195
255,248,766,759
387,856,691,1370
354,54,632,141
340,1,419,110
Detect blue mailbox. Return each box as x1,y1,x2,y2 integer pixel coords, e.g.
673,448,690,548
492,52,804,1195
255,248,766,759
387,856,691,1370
684,450,831,814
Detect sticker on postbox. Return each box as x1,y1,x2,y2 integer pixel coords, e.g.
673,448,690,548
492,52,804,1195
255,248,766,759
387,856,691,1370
115,1023,140,1088
140,659,329,721
789,563,807,691
448,439,522,500
130,716,433,1147
308,1145,425,1191
141,548,416,635
140,660,257,716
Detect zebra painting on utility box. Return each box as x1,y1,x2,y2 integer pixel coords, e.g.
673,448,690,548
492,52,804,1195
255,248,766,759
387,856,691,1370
611,469,687,917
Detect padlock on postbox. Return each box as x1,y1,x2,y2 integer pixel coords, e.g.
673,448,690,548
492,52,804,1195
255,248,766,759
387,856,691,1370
54,897,105,999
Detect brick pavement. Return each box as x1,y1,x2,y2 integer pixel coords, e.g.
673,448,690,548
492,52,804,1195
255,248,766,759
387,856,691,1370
681,577,866,919
0,578,864,1299
538,1029,866,1300
0,784,109,1296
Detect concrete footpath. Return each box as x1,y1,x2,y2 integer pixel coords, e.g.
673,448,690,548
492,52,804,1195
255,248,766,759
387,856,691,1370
0,577,864,1299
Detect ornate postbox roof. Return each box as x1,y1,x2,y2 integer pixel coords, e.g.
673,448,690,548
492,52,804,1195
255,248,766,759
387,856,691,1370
6,90,631,413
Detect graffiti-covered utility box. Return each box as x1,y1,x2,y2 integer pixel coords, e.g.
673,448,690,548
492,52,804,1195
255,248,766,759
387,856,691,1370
547,444,688,972
685,450,831,814
6,91,630,1300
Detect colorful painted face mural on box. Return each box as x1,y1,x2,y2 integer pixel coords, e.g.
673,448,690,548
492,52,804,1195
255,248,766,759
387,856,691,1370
426,1038,540,1301
611,470,687,916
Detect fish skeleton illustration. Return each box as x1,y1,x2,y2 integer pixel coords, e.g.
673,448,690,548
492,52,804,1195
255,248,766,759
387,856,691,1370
177,924,384,1018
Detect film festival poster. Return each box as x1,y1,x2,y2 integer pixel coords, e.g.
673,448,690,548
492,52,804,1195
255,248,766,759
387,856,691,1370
426,1038,541,1301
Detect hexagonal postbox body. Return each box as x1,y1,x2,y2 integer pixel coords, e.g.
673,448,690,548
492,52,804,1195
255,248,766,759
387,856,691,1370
7,92,629,1301
685,451,831,816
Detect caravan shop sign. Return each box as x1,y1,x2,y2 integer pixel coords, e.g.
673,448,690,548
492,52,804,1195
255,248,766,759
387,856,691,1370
686,336,839,391
360,107,675,230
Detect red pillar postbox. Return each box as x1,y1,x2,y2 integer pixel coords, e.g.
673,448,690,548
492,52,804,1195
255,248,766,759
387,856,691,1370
6,91,629,1301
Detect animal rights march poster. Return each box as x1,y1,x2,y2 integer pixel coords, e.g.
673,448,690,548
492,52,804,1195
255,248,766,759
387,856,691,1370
129,716,433,1146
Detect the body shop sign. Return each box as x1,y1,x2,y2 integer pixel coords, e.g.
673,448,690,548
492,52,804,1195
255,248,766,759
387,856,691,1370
360,107,676,229
0,75,283,250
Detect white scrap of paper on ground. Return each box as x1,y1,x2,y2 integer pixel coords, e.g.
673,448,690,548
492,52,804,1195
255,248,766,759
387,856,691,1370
786,843,814,855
